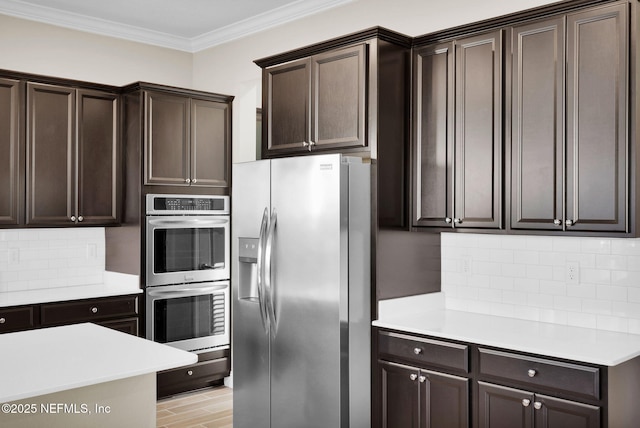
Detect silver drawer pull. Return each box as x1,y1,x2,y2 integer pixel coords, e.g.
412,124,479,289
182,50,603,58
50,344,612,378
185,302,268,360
413,347,422,355
418,375,426,383
534,402,542,410
187,370,194,376
409,373,417,381
522,399,531,407
0,317,5,324
91,307,98,314
527,369,537,377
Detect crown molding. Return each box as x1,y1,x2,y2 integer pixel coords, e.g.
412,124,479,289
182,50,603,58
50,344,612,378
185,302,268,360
0,0,355,53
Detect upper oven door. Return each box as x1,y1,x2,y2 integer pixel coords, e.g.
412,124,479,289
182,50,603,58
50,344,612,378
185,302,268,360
146,215,230,286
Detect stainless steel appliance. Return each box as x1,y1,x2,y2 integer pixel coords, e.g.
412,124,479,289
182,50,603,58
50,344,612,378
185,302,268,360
145,194,230,287
145,194,230,353
232,154,371,428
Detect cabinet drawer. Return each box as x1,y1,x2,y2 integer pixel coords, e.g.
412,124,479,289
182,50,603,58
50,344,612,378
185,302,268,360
379,331,469,372
157,356,230,398
479,348,600,399
40,295,139,326
0,306,38,333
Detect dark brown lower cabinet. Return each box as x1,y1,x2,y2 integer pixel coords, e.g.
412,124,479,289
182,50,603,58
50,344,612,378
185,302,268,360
478,382,600,428
379,361,469,428
157,348,230,399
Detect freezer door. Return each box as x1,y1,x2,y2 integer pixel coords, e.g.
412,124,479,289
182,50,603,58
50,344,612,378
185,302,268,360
232,159,272,428
269,154,349,428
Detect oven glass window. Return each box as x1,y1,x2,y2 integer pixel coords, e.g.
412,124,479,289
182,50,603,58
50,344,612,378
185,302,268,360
154,227,226,274
154,293,226,343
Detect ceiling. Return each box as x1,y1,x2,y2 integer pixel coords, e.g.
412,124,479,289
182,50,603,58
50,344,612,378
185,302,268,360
0,0,354,52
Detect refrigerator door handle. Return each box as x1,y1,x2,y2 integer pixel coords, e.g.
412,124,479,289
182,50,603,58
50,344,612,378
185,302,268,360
256,207,270,334
264,208,278,335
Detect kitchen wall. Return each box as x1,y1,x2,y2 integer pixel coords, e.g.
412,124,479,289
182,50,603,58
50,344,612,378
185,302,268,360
442,233,640,334
0,228,105,292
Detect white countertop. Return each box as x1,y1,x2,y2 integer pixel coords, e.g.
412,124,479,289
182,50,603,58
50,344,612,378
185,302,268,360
0,323,197,403
373,294,640,366
0,272,141,308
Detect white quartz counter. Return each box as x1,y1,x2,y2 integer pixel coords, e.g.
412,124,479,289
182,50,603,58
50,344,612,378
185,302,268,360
0,272,141,308
0,323,197,403
373,293,640,366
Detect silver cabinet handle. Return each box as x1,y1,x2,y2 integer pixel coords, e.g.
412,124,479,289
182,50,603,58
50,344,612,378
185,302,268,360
78,216,84,222
0,317,5,324
409,374,418,381
418,375,426,383
522,399,531,407
91,307,98,314
413,347,422,355
187,370,193,376
454,218,462,224
70,215,77,222
185,178,191,184
445,217,452,224
302,141,316,152
553,219,562,226
534,402,542,410
565,219,574,226
192,178,197,184
528,369,536,377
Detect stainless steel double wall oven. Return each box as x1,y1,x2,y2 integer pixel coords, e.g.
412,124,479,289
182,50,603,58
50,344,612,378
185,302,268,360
145,194,230,353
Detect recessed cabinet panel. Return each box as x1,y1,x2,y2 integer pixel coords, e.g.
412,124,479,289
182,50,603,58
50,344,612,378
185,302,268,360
0,78,22,226
380,361,419,428
413,43,454,227
266,59,310,152
455,31,502,228
77,89,119,224
145,91,190,186
478,382,534,428
313,44,366,149
566,3,628,232
191,98,230,187
422,369,469,428
26,83,75,225
511,17,565,230
535,394,600,428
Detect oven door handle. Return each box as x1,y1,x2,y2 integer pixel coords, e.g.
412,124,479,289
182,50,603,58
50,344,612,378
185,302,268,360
147,284,228,297
147,218,229,226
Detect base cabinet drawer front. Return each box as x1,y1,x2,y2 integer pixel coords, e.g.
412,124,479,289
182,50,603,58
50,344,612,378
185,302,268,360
379,331,469,372
98,317,139,336
0,306,38,333
478,382,600,428
157,355,230,398
40,295,139,326
479,348,600,400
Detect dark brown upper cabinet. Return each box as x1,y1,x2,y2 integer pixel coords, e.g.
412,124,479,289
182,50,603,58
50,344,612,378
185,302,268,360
510,2,628,233
413,30,503,230
144,89,231,188
26,82,119,226
0,78,23,226
261,44,366,156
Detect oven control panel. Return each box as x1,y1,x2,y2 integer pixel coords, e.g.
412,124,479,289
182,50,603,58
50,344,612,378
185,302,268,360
146,194,229,215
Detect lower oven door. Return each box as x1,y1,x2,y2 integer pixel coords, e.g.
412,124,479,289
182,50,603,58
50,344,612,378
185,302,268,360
146,281,229,353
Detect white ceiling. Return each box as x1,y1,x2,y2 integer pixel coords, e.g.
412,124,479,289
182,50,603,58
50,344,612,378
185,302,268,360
0,0,354,52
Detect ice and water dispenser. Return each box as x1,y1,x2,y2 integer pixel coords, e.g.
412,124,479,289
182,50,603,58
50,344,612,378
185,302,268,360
237,237,259,301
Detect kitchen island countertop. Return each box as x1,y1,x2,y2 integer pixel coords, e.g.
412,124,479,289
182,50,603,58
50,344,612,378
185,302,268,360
373,294,640,366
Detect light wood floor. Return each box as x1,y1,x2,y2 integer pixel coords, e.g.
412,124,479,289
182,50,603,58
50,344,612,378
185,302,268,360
156,386,233,428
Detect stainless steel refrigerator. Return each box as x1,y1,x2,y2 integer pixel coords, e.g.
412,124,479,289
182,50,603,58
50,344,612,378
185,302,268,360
232,153,371,428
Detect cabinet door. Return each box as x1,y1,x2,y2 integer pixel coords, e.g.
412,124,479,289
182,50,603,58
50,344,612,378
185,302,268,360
264,58,310,155
144,91,190,185
412,42,455,227
478,382,534,428
380,361,419,428
0,78,23,226
191,98,230,187
454,30,503,229
565,3,628,232
26,82,76,225
77,89,119,224
421,369,469,428
534,394,600,428
311,44,366,151
510,17,565,230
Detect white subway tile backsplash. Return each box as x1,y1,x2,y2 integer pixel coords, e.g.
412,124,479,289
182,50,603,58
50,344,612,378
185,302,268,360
442,233,640,334
0,228,105,293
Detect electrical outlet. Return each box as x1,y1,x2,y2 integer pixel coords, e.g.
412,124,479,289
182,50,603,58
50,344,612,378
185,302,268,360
86,244,97,259
8,248,20,265
566,261,579,284
461,256,472,275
